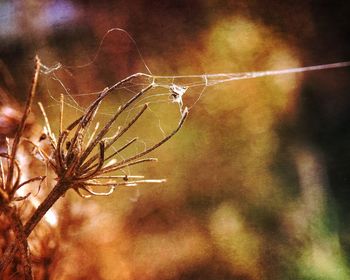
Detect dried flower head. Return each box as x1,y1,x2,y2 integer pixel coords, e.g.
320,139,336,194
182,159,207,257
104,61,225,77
1,58,188,278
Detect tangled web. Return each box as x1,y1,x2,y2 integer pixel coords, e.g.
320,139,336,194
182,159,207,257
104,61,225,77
36,28,350,198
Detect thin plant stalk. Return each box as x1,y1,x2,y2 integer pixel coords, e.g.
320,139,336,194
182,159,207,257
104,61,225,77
5,56,40,193
0,69,187,274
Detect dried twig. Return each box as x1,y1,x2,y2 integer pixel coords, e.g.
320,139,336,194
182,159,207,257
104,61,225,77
5,56,40,193
0,64,188,275
0,57,42,280
5,206,32,279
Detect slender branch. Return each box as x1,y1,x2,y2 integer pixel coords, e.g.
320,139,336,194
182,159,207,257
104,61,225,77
104,137,138,162
22,139,57,172
96,157,158,175
6,56,40,192
24,180,68,236
0,244,16,275
1,179,68,271
1,180,67,274
56,130,69,172
86,179,166,187
80,103,147,171
59,93,64,134
77,141,105,180
64,97,100,163
100,108,188,174
93,73,150,106
38,102,54,143
83,137,139,173
0,153,21,199
104,104,148,151
78,84,153,165
94,175,144,179
8,208,33,280
86,122,100,148
0,206,33,279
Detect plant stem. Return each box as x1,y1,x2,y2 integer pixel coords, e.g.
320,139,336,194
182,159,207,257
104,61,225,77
24,180,68,236
8,207,33,280
0,205,33,279
0,180,68,274
6,56,40,193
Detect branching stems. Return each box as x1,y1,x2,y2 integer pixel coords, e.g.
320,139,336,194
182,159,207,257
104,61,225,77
1,67,187,276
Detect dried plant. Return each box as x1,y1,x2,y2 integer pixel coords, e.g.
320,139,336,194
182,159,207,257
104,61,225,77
0,56,188,279
3,47,347,280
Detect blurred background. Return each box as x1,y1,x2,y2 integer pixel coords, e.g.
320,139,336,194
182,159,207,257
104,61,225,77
1,1,350,279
